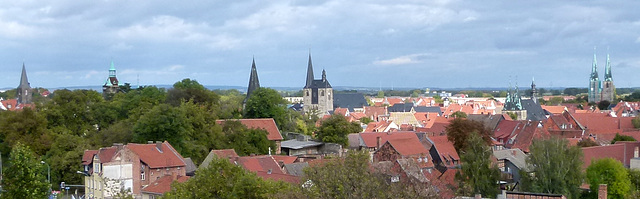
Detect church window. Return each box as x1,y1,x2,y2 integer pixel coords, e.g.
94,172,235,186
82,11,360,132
306,91,309,96
321,90,324,96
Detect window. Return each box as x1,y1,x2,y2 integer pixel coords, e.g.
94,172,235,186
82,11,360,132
635,147,639,158
306,91,309,96
141,172,145,181
321,90,324,96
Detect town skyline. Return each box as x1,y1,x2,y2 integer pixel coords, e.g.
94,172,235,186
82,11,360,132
1,1,640,89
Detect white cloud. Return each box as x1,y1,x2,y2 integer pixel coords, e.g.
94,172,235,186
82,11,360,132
0,19,37,38
373,53,432,65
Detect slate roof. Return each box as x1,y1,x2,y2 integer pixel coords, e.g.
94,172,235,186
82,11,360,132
217,119,283,141
467,114,505,132
414,106,443,115
199,149,240,170
493,148,528,170
283,162,309,177
127,141,187,169
333,93,367,111
281,139,323,150
426,136,460,162
141,175,190,195
307,79,332,88
183,158,197,176
388,103,415,112
521,99,546,121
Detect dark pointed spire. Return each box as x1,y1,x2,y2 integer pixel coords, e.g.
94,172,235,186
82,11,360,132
246,57,260,102
305,53,314,88
321,69,326,82
18,63,29,89
17,63,32,104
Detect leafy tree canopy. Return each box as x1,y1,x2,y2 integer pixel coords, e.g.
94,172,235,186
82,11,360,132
455,132,500,197
317,115,361,146
611,133,636,144
445,118,492,153
244,87,288,128
520,138,583,198
3,142,50,199
586,158,631,199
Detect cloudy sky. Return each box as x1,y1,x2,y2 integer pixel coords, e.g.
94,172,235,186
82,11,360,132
1,0,640,89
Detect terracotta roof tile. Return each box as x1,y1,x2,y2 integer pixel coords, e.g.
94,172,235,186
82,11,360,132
237,155,284,175
217,119,283,141
427,135,460,161
126,141,186,168
271,155,297,165
541,105,567,114
82,150,98,165
210,149,239,159
141,175,189,194
359,132,418,148
97,147,118,163
386,138,430,157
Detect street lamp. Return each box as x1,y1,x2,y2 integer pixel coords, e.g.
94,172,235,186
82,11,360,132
40,161,50,182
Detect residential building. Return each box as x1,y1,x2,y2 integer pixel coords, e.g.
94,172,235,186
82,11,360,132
81,141,187,199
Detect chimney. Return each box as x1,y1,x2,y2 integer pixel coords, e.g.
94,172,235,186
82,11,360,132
113,143,123,151
147,141,153,144
598,184,607,199
156,141,163,153
376,137,382,149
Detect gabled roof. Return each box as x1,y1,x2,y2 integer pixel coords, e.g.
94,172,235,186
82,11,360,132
217,119,283,141
199,149,240,169
467,114,505,132
333,108,349,116
396,158,429,183
426,135,460,161
236,155,284,174
82,150,98,165
493,148,528,170
573,113,635,134
389,112,421,126
521,99,546,121
96,146,118,164
507,121,550,152
385,138,430,157
541,105,567,115
413,106,443,115
359,132,418,148
256,171,300,183
364,106,387,117
272,155,297,165
126,141,186,169
0,99,18,111
388,103,415,112
280,139,323,150
494,120,522,140
333,93,367,111
141,175,190,195
414,112,439,128
284,162,309,177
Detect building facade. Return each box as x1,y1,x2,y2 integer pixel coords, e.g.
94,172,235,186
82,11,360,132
302,54,333,116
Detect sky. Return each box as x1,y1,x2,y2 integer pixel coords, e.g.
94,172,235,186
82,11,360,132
1,0,640,90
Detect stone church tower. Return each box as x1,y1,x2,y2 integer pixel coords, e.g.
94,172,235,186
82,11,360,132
588,52,601,103
17,63,32,105
601,54,615,102
302,54,333,116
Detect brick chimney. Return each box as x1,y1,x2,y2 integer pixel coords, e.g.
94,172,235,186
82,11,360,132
156,141,163,153
598,184,607,199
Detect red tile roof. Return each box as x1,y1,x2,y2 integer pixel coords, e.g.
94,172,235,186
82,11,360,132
271,155,297,165
573,113,635,134
582,144,626,169
386,138,430,157
494,120,522,141
428,135,460,161
541,105,567,114
126,141,186,169
256,171,300,184
82,150,98,165
97,147,118,164
217,119,283,141
210,149,239,159
364,106,387,119
359,132,418,148
334,108,349,116
141,175,190,195
236,155,284,174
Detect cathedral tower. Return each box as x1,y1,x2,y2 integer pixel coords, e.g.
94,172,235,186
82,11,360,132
588,51,601,103
102,61,120,95
601,53,615,102
302,53,333,116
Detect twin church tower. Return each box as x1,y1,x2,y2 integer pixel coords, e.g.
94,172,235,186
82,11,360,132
588,50,615,103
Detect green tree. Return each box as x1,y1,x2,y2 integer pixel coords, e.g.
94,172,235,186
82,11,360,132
547,97,564,106
377,90,385,98
317,115,361,146
629,169,640,197
166,78,219,107
520,138,583,198
632,115,640,129
507,112,518,120
244,87,288,129
0,108,52,156
359,117,374,124
597,100,611,110
611,133,636,144
216,89,244,119
220,120,275,156
450,111,467,118
296,151,438,199
44,133,89,190
2,142,51,199
586,158,630,199
132,104,191,152
162,156,287,199
40,89,104,136
445,118,492,153
455,133,500,197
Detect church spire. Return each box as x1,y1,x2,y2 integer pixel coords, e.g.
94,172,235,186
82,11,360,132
17,63,32,105
245,57,260,103
305,53,314,88
590,47,599,81
109,60,116,77
604,53,612,81
531,77,538,104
